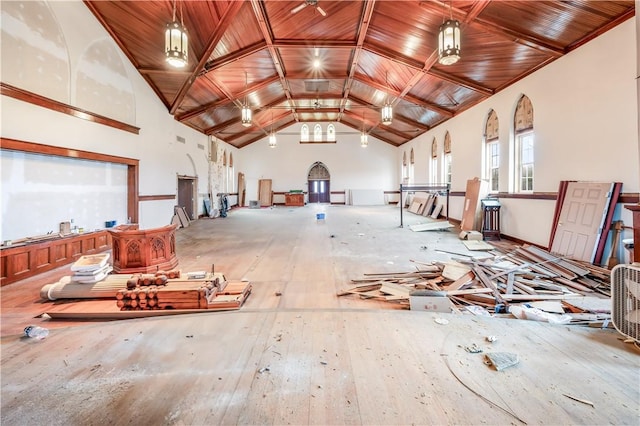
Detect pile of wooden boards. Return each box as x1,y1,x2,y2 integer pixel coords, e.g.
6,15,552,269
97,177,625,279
40,271,252,312
339,243,614,324
407,192,446,219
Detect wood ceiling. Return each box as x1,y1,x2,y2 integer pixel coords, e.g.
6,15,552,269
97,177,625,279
84,1,634,148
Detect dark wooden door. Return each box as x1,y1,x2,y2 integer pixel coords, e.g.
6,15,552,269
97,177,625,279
177,177,195,220
308,180,330,203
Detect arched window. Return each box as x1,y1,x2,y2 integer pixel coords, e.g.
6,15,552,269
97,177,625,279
443,132,452,186
409,148,415,184
514,95,534,192
431,138,438,183
402,152,408,183
228,152,234,193
301,124,309,142
327,124,336,141
484,110,500,192
313,124,322,142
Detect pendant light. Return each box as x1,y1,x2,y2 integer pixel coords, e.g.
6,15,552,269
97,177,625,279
165,0,188,68
360,112,368,147
241,72,252,127
268,110,277,148
381,71,393,125
437,2,461,66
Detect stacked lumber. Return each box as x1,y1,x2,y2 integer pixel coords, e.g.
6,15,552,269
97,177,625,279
70,253,112,283
116,278,252,311
339,244,613,323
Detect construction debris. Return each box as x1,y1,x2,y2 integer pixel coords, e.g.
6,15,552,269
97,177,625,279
338,243,614,325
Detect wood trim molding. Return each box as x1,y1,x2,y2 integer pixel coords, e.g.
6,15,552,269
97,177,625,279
1,83,140,135
1,137,140,223
139,195,175,201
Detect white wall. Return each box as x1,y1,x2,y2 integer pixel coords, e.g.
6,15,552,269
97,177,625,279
1,0,212,239
401,19,638,247
236,122,399,206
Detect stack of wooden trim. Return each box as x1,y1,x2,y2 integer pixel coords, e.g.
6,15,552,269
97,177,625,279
339,244,613,322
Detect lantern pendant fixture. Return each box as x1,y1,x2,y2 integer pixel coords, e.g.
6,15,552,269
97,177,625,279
381,103,393,126
165,0,188,68
360,112,368,147
241,72,252,127
381,71,393,125
268,109,277,148
438,3,461,66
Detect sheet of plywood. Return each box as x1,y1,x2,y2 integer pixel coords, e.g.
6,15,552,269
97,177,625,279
408,201,423,214
409,222,454,232
430,203,443,219
258,179,273,207
460,178,488,231
550,182,613,262
422,194,436,217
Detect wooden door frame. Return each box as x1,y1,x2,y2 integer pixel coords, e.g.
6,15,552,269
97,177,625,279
177,175,198,220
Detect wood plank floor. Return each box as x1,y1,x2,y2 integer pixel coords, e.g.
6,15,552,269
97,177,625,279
1,205,638,425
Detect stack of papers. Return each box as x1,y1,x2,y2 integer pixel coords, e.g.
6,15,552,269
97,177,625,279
70,253,112,283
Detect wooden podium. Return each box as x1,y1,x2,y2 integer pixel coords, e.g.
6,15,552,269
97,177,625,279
107,224,178,274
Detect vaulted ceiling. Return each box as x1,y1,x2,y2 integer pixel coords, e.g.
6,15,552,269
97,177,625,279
84,0,635,148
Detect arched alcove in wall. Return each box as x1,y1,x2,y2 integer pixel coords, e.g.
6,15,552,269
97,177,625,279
307,162,330,203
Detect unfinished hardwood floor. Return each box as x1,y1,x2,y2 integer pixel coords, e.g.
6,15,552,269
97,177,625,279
1,205,638,425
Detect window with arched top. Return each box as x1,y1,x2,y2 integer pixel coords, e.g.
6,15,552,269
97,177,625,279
314,124,322,142
222,150,227,166
514,95,534,192
301,124,309,142
484,109,500,192
443,132,452,186
408,148,415,183
402,151,407,181
228,152,234,192
431,138,438,183
410,148,415,164
327,124,336,141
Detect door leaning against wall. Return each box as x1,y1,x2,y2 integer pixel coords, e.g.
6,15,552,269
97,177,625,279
307,162,330,204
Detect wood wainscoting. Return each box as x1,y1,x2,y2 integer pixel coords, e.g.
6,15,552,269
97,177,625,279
0,231,110,286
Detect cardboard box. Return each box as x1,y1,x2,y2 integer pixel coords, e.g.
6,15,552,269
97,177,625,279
409,291,451,313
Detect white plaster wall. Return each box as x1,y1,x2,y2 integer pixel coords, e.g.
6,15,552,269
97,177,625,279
401,19,638,247
236,122,399,206
1,1,210,235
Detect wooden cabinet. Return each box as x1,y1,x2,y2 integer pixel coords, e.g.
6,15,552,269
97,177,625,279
1,231,110,286
285,193,305,207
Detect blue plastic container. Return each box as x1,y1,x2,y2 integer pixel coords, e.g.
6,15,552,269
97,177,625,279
316,213,325,220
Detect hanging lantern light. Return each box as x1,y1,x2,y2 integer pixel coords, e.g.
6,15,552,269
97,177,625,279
381,71,393,125
241,105,252,127
241,72,252,127
360,132,368,148
165,0,188,68
268,109,276,147
437,3,461,66
360,112,368,147
381,103,393,125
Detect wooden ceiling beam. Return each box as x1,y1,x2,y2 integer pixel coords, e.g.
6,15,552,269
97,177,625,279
177,75,281,122
566,7,635,51
200,41,268,75
353,75,455,117
421,0,565,57
169,1,245,114
339,0,377,122
273,40,355,49
249,0,297,121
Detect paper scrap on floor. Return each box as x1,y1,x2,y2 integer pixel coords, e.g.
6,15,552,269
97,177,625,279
462,240,494,251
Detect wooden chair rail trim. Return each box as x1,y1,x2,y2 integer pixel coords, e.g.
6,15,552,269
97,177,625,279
1,83,140,135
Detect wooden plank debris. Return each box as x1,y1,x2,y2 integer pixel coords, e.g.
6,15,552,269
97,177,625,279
339,244,613,325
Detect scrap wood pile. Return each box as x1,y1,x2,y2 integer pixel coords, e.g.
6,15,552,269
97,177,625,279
40,256,252,312
338,243,613,324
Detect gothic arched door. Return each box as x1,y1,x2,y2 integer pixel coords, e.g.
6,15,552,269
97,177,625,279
308,162,330,204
